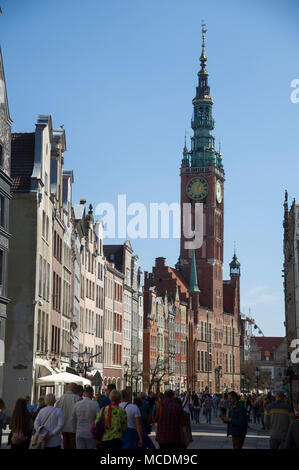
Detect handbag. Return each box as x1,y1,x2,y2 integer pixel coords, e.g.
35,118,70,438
29,408,55,449
91,406,107,446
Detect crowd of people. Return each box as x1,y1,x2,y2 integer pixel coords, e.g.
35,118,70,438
0,385,299,450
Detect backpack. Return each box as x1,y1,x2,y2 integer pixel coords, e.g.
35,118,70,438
91,406,107,446
29,408,55,449
11,431,25,445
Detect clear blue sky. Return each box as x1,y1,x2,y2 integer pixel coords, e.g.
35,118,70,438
1,0,299,336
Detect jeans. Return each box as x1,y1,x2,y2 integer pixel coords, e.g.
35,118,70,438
193,407,200,423
205,408,212,423
213,405,218,417
76,437,96,449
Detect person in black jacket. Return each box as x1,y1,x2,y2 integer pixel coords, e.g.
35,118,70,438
222,391,248,449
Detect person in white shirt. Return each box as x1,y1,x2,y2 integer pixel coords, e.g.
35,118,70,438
34,393,64,449
119,390,143,449
55,382,81,449
72,386,99,449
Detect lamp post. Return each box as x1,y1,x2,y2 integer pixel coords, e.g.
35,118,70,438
255,367,260,395
82,348,91,378
124,361,129,390
241,373,245,393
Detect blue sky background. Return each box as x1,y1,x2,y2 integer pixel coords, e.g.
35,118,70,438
1,0,299,336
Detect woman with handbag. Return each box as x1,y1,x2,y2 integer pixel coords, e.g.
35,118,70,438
33,393,64,449
91,390,127,450
9,398,34,449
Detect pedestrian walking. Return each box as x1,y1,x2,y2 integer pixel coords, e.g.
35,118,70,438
119,390,143,449
219,394,228,417
181,392,193,440
0,398,7,448
212,394,220,418
25,395,37,419
72,386,99,449
192,394,200,424
203,394,213,424
32,396,46,423
9,398,34,449
76,385,84,400
156,390,189,451
137,393,155,450
251,394,259,424
264,391,294,449
174,398,190,449
222,391,248,449
33,393,64,449
55,382,81,449
93,390,127,450
98,383,116,409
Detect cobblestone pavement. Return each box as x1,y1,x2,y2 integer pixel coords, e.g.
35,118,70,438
150,416,270,450
1,416,270,450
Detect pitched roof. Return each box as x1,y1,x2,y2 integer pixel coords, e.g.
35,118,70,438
253,337,285,360
11,133,35,191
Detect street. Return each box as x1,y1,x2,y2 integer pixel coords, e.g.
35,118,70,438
149,415,270,450
0,415,270,450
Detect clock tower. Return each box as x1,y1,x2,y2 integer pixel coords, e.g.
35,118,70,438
178,25,225,311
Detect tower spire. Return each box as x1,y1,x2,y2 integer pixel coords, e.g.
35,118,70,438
189,249,200,293
200,22,207,72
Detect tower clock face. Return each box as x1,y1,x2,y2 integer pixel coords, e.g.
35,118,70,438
186,176,209,201
216,180,223,203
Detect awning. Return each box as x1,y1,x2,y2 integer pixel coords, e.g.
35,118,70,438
36,371,91,386
35,358,60,376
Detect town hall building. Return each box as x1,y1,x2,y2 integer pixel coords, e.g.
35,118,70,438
143,26,242,394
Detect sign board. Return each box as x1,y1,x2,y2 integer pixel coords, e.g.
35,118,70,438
92,371,103,387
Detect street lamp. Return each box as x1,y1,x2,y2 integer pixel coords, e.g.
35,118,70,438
82,348,91,378
124,361,129,389
241,373,245,393
255,367,260,394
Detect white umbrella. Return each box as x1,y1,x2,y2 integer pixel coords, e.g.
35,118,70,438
36,371,91,386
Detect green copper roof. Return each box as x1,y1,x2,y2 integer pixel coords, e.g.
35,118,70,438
189,249,200,293
182,25,224,172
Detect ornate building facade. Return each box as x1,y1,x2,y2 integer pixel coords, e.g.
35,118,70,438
283,191,299,400
0,47,12,397
144,26,242,394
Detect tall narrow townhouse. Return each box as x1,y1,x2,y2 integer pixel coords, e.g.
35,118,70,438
70,206,81,369
50,128,66,374
60,169,74,372
0,47,13,397
77,204,97,373
94,220,104,384
5,115,57,413
137,266,143,391
103,259,124,390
